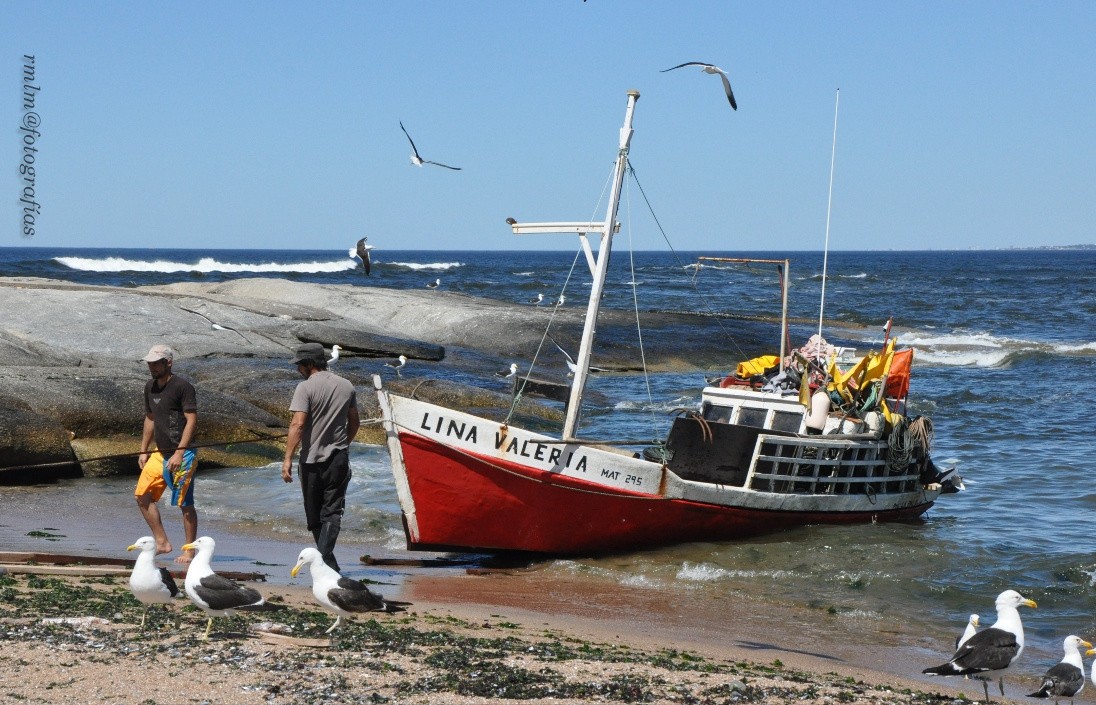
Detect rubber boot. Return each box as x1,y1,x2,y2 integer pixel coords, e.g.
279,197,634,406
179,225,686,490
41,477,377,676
316,521,341,573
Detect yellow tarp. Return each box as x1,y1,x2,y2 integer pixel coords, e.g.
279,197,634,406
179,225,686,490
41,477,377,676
827,339,900,424
736,354,779,379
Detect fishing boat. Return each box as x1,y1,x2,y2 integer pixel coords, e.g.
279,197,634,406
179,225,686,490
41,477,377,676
373,90,962,555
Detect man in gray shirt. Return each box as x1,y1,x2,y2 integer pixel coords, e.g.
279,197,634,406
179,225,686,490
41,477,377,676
282,343,360,571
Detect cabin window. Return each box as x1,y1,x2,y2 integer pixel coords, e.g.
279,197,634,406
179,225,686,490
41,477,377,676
771,410,803,433
737,407,768,428
701,402,733,423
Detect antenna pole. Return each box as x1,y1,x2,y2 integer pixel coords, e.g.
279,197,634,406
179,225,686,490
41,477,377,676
818,88,840,339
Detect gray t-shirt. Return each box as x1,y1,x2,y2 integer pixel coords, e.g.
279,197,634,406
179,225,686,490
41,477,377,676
289,370,357,464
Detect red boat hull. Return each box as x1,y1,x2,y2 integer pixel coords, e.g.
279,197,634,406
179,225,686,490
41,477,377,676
397,432,934,555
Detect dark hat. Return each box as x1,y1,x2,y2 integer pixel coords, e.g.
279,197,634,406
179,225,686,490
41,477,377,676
290,343,325,365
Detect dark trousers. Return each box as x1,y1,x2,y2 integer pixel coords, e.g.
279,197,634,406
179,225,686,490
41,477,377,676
299,447,351,571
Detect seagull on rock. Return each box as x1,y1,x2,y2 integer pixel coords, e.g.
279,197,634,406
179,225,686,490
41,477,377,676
400,121,461,170
1028,635,1091,703
384,355,407,377
661,61,737,111
923,589,1037,702
328,345,342,364
426,278,440,289
127,536,179,628
181,536,282,639
354,237,374,276
529,293,544,305
956,614,980,650
496,363,518,379
554,294,565,307
291,547,408,633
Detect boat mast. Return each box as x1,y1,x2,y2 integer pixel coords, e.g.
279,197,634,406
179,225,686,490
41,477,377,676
817,88,839,338
562,90,639,440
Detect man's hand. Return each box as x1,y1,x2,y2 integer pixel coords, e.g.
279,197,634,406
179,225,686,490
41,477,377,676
138,452,149,470
167,450,185,473
281,458,294,483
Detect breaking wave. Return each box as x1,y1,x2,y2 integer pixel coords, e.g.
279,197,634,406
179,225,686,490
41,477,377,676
55,255,356,274
386,261,463,271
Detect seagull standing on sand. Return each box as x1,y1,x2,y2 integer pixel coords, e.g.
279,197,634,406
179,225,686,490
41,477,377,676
178,306,249,342
956,614,980,650
328,345,342,364
426,278,440,289
923,589,1037,702
399,121,461,170
291,547,408,633
496,363,518,379
354,237,374,276
181,536,281,639
385,355,407,377
661,61,737,111
1028,635,1090,703
127,536,179,628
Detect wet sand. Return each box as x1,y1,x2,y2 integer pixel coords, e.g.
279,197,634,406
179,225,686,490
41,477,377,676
0,483,1015,703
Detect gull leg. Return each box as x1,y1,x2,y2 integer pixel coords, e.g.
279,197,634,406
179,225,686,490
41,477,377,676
998,677,1005,697
325,616,342,634
140,606,148,629
979,676,990,703
203,616,214,640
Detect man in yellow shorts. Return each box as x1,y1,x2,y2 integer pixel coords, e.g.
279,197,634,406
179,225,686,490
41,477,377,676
135,344,199,564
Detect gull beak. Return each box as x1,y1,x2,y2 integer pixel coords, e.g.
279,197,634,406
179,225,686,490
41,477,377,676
181,542,196,552
1081,640,1093,650
1022,598,1037,608
126,544,138,551
1087,648,1096,657
290,561,304,578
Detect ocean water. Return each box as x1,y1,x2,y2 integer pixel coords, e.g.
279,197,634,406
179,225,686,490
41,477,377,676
3,245,1096,671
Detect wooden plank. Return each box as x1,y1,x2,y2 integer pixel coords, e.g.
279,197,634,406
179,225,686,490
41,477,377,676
0,564,131,577
0,551,134,566
256,631,331,648
0,558,266,582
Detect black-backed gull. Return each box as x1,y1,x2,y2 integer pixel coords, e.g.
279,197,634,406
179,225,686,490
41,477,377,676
291,547,408,633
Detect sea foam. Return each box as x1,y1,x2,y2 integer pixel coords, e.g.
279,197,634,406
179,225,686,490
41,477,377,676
56,255,356,274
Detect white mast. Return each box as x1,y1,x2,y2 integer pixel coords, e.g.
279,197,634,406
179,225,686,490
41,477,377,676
508,90,638,440
817,88,839,338
562,90,639,439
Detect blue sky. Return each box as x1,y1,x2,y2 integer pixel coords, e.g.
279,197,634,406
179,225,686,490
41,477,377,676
4,2,1094,251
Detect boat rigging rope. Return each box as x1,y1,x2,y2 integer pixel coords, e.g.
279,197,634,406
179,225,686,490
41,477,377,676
627,163,752,364
908,415,934,452
885,417,912,475
623,168,662,438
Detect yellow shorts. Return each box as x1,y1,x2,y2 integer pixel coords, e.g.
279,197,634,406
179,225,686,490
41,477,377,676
134,450,197,507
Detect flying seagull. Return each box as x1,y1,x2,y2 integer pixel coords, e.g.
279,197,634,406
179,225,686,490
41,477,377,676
354,237,374,276
661,62,737,111
546,333,607,376
496,363,518,379
1028,635,1091,703
923,589,1037,702
181,536,282,639
328,345,342,364
178,306,249,342
385,354,407,377
127,536,180,628
399,121,461,170
426,278,440,289
291,547,408,633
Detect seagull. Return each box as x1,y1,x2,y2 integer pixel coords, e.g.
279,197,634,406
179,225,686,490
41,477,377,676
291,547,408,633
178,306,249,342
1088,647,1096,691
127,536,179,628
496,363,518,379
1028,635,1091,703
328,345,342,364
554,294,565,307
399,121,461,170
426,278,441,289
529,293,544,305
661,61,737,111
546,333,607,376
181,536,282,639
384,354,407,377
956,614,980,650
923,589,1037,702
354,237,374,276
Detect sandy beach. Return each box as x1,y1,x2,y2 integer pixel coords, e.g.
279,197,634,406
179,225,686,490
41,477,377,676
1,485,1026,705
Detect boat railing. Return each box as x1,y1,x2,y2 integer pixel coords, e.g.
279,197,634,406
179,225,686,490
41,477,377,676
745,434,921,496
